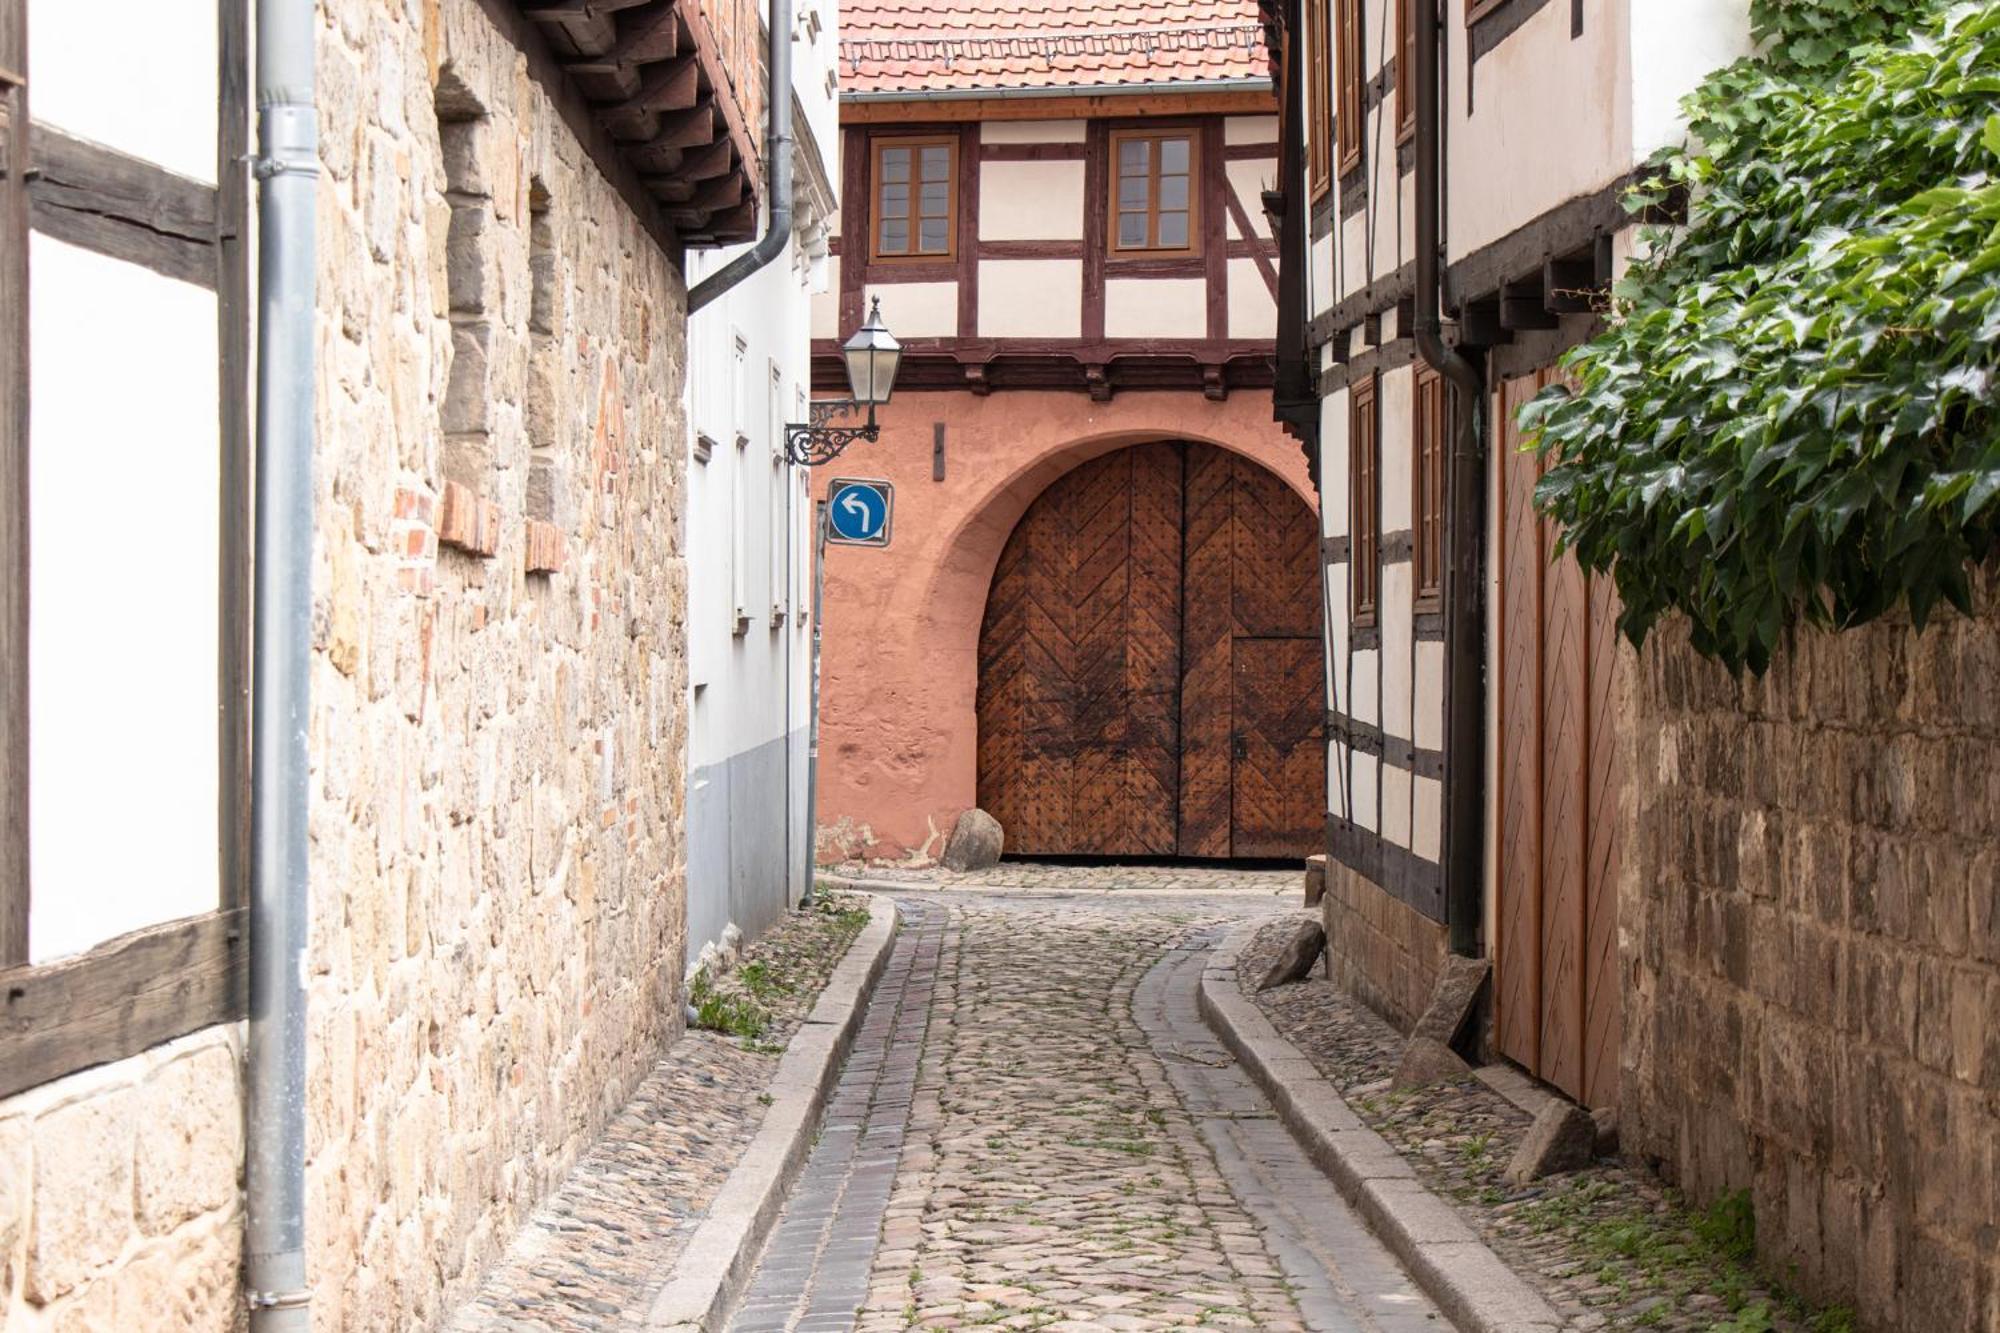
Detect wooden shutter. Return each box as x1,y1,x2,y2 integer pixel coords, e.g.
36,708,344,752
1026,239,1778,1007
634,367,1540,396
1334,0,1362,176
1350,375,1379,626
1413,366,1444,608
1305,0,1332,198
1397,0,1417,141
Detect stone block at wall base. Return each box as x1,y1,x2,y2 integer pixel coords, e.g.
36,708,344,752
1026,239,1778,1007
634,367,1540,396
1321,860,1450,1035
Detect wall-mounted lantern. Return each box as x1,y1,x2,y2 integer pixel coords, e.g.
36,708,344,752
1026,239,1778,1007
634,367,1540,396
785,297,902,466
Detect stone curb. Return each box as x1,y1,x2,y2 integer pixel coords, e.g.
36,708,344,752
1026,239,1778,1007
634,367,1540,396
817,871,1290,899
1197,919,1566,1333
644,892,901,1331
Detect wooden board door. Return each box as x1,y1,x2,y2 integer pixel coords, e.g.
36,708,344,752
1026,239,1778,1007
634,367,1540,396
977,442,1323,859
1494,369,1625,1109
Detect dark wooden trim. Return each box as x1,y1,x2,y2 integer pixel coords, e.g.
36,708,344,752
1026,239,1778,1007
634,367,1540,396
813,340,1274,395
843,88,1278,125
1327,814,1445,921
1220,177,1279,299
1466,0,1556,64
1337,162,1368,220
1326,712,1443,781
1311,260,1415,346
860,258,956,283
1444,169,1643,310
839,126,867,332
1414,609,1445,640
1105,255,1204,279
1225,237,1281,260
957,123,979,337
27,127,220,288
1202,120,1227,340
979,239,1083,259
1222,141,1280,160
1081,120,1109,341
217,0,251,913
1380,528,1413,564
1351,622,1382,651
0,909,247,1100
1322,534,1351,564
1318,336,1415,395
979,141,1087,161
1487,314,1603,383
0,0,26,967
1310,191,1336,241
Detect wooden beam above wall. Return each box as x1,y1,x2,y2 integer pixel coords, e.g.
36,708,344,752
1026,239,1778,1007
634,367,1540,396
843,88,1277,126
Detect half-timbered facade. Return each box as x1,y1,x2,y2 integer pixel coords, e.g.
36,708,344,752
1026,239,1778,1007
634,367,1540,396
810,0,1329,865
1267,0,1752,1102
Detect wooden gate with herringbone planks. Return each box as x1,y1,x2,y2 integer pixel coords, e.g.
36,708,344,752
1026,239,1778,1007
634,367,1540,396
1494,368,1625,1109
976,442,1323,859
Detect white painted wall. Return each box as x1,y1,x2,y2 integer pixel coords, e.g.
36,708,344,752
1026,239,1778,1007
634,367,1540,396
1628,0,1755,160
29,0,218,183
27,240,223,963
681,0,838,970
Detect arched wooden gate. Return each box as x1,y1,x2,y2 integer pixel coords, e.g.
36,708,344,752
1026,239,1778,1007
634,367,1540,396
975,441,1324,859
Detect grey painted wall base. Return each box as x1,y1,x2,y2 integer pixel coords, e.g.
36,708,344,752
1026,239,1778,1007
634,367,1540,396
687,726,810,971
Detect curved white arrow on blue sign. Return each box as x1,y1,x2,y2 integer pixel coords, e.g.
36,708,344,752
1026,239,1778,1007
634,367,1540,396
828,481,890,544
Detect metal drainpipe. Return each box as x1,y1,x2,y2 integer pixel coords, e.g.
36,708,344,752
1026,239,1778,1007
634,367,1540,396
687,0,794,313
244,0,317,1327
1413,0,1486,957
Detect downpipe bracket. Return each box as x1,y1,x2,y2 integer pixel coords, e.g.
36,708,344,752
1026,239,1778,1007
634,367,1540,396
246,1288,314,1312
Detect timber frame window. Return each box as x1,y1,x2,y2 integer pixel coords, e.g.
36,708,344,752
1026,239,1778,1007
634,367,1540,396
1350,374,1380,627
0,0,252,1100
870,135,956,261
1413,366,1445,609
1108,129,1198,256
1304,0,1332,199
1334,0,1363,176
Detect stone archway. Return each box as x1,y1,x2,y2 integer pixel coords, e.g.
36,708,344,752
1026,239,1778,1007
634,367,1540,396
974,440,1324,860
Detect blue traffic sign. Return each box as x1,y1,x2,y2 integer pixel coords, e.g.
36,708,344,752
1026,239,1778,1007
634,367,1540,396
827,478,894,547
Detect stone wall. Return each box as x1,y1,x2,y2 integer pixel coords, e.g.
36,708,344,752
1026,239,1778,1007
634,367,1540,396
1321,861,1450,1034
2,1,693,1327
1622,584,2000,1331
0,1030,243,1331
307,0,690,1326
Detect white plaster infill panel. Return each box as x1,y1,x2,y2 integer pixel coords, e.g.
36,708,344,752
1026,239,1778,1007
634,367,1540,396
1380,564,1414,739
1311,232,1335,319
978,259,1082,338
980,161,1086,241
865,281,958,338
1379,366,1415,534
1104,278,1206,340
810,284,840,340
1224,114,1280,145
1225,161,1275,239
1227,258,1276,340
1412,774,1443,862
1630,0,1754,161
1413,641,1446,751
29,1,219,183
982,119,1088,144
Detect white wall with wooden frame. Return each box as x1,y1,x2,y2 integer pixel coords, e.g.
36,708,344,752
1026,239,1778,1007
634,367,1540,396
812,97,1282,399
0,0,250,1100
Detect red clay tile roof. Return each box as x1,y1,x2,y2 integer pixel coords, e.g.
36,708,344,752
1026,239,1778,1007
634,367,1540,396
841,0,1272,98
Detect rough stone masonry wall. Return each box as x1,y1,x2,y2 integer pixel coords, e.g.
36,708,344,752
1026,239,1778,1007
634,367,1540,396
1321,863,1449,1035
307,0,691,1326
1,1,691,1328
1622,579,2000,1332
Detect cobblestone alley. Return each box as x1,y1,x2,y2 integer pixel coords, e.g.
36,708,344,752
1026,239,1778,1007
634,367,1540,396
728,872,1443,1332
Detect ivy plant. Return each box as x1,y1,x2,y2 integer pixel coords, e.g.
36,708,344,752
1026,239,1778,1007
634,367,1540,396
1524,0,2000,672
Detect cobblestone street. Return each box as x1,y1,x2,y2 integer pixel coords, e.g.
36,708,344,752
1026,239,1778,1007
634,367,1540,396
733,879,1442,1331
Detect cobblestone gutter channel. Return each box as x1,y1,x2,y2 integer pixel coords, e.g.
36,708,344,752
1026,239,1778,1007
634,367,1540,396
450,894,897,1331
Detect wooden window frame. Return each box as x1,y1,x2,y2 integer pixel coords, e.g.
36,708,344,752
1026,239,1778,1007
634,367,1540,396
1350,374,1380,628
0,0,251,1102
1106,128,1201,259
1304,0,1332,200
869,134,958,263
1396,0,1417,144
1334,0,1363,177
1413,366,1445,610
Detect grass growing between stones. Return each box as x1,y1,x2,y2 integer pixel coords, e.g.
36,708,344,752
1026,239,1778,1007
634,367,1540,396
688,891,875,1046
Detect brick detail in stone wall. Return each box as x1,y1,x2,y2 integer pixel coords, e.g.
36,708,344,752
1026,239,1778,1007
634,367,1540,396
438,478,501,557
1623,583,2000,1332
0,1029,242,1330
1321,859,1450,1035
523,518,565,575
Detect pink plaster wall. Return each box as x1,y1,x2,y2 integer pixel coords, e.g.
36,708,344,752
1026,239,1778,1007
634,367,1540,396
814,388,1315,863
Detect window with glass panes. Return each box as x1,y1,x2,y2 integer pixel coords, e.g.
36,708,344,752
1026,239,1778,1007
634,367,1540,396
1109,131,1197,255
871,136,955,259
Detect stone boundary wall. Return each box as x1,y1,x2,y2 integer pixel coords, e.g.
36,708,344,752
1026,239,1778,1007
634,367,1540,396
1321,861,1449,1034
0,1029,243,1329
1622,583,2000,1331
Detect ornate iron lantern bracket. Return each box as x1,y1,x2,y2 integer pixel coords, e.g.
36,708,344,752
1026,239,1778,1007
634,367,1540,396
784,399,881,467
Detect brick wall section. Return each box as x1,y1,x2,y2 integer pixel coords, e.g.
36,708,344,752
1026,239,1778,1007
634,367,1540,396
1622,584,2000,1332
1321,862,1450,1034
0,1030,244,1329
